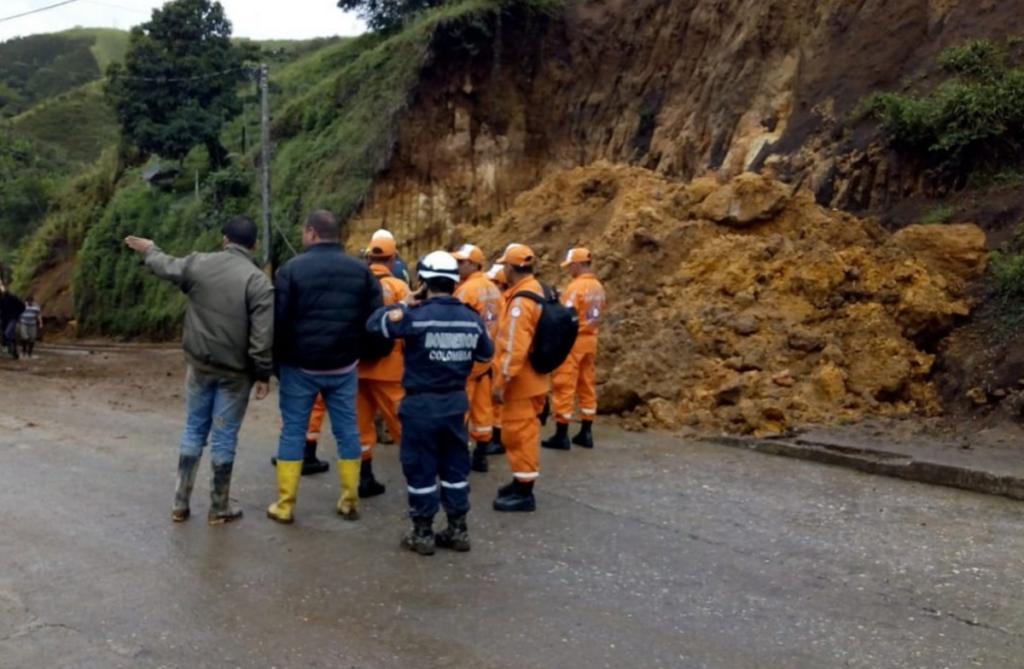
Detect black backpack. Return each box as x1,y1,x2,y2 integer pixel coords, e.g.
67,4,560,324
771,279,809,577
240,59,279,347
512,285,579,374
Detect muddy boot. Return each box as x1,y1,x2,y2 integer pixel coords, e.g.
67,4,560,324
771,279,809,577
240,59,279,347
171,454,200,522
301,440,329,475
336,459,361,520
401,517,436,556
435,514,470,552
493,480,536,513
471,442,489,473
358,458,386,498
208,461,243,525
541,422,571,451
572,420,594,449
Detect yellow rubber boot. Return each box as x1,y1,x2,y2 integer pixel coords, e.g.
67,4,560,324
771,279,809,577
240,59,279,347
336,459,361,521
267,460,302,524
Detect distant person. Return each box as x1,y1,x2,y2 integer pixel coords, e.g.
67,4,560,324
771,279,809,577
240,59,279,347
124,216,274,525
0,282,26,360
371,228,411,285
543,248,607,450
17,296,43,359
367,251,493,555
452,243,505,472
267,210,383,524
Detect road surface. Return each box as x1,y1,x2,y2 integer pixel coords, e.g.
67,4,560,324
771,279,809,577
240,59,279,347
0,346,1021,668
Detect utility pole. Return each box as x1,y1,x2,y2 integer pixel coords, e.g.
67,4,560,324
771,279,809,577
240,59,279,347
259,63,272,272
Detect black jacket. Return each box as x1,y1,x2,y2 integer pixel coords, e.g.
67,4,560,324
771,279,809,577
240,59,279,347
274,243,383,371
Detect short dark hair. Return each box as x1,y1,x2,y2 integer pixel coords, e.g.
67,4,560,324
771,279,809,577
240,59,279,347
306,210,339,241
222,216,258,249
425,276,456,295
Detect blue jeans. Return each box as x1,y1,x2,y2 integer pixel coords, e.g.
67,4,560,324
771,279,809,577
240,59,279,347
180,366,253,466
277,365,361,461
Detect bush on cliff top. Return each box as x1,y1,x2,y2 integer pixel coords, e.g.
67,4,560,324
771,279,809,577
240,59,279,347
867,39,1024,176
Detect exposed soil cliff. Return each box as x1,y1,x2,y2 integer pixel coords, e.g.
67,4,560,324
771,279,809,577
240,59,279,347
347,0,1023,260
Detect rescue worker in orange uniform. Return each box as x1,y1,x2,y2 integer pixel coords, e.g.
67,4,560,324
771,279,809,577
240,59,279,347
453,244,505,473
356,233,410,497
491,244,548,512
485,263,509,452
543,248,607,450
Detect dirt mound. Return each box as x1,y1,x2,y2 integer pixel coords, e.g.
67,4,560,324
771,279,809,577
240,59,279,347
457,162,987,434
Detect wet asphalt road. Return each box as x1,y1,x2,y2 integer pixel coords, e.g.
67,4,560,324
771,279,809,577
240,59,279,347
1,357,1023,668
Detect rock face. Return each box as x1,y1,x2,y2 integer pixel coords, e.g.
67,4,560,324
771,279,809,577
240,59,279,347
345,0,1021,260
456,162,987,435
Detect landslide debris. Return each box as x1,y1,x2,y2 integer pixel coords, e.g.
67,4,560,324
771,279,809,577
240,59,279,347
458,162,987,435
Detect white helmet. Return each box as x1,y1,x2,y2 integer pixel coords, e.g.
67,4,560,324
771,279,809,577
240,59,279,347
372,228,395,241
417,250,459,281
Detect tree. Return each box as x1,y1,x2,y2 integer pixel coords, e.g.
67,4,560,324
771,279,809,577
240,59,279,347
337,0,447,32
105,0,247,166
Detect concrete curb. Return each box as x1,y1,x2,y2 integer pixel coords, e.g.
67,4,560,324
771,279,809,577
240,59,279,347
705,435,1024,502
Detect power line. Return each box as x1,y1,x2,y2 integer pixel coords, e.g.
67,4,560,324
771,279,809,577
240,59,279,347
115,65,253,83
82,0,151,14
0,0,82,23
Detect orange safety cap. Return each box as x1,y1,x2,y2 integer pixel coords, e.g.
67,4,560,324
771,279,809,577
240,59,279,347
452,243,486,265
560,247,593,267
367,235,397,258
497,243,535,268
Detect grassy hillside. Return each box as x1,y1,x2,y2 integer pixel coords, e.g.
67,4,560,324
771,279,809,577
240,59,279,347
13,0,560,335
9,81,119,165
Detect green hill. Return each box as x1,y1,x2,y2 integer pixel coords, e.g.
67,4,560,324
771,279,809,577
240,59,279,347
9,81,119,165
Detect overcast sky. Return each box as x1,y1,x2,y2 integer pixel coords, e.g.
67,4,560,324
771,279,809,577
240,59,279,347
0,0,366,42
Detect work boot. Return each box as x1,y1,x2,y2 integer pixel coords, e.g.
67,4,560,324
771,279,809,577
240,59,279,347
271,440,329,475
358,458,386,498
541,422,571,451
471,442,489,473
266,460,303,524
485,428,505,455
171,454,200,522
572,421,595,449
401,517,436,556
208,461,243,525
493,480,536,512
435,514,470,552
336,459,361,520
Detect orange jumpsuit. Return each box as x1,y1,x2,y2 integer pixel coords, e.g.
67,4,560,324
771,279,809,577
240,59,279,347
552,273,607,424
357,264,409,460
494,276,549,482
455,271,504,443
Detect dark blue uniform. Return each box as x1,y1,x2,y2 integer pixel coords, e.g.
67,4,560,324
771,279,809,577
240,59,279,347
367,296,494,520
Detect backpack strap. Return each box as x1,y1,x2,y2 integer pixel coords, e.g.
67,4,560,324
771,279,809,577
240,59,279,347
511,291,544,304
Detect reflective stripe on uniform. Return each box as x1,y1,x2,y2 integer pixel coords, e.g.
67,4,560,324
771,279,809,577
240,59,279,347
581,409,597,415
408,484,439,495
513,472,540,481
440,480,469,490
360,445,372,452
412,320,482,331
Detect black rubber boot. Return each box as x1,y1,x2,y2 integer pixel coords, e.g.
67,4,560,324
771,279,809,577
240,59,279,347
485,428,505,455
471,442,489,473
171,454,200,522
542,422,571,451
271,439,330,475
401,517,436,556
358,458,386,498
572,421,594,449
493,480,536,512
208,461,243,525
435,514,470,552
497,480,516,497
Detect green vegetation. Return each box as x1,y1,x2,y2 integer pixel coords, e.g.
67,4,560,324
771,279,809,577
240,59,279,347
338,0,447,32
0,134,63,262
14,0,563,336
919,204,956,226
9,81,119,165
106,0,250,166
866,39,1024,176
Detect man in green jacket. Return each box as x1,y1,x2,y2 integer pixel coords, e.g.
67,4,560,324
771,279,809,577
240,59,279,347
125,216,273,525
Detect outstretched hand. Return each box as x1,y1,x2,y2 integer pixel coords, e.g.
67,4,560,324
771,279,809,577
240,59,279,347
125,236,155,254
